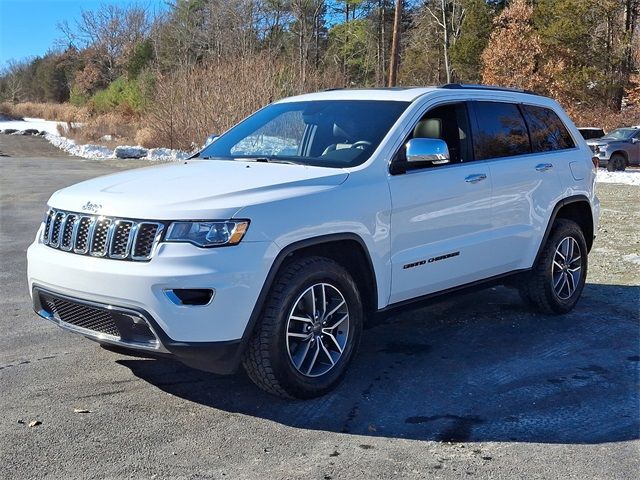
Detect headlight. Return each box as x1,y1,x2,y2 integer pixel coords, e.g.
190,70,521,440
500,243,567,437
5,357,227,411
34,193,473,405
165,220,249,247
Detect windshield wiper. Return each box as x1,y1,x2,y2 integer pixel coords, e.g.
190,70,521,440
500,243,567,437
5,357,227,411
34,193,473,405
235,156,301,165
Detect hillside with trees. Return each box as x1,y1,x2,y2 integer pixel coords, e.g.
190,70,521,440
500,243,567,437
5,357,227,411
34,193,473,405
1,0,638,150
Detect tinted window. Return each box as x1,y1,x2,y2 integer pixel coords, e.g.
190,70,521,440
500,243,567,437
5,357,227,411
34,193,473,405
522,105,575,151
472,102,531,160
578,128,605,140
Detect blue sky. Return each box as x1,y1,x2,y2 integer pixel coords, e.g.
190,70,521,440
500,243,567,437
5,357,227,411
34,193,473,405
0,0,167,69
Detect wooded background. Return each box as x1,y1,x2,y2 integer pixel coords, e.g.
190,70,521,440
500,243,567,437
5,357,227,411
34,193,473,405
1,0,638,150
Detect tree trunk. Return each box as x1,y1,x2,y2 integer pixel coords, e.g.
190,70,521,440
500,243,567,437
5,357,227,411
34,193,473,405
388,0,402,87
441,0,451,84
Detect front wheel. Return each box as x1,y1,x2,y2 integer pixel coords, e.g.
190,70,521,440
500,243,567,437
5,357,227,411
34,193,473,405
607,154,626,172
243,256,363,398
519,219,588,314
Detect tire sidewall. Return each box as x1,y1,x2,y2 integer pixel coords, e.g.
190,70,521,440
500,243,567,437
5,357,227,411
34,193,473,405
268,259,363,397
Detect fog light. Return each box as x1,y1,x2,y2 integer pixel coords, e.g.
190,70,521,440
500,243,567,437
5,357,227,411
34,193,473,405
164,289,215,306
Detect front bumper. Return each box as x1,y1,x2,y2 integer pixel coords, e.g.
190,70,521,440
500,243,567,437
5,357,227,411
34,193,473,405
32,286,243,373
27,238,279,373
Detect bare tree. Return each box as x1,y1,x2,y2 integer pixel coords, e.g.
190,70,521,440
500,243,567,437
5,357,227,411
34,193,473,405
58,3,151,80
425,0,466,83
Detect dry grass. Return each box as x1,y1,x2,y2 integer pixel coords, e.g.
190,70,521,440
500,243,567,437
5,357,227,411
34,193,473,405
143,52,345,150
0,102,89,123
60,113,139,147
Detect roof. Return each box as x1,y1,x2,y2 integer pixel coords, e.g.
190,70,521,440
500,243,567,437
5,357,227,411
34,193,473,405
276,84,542,104
276,87,439,103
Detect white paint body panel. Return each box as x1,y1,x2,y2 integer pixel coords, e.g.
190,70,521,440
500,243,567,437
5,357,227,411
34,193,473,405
27,87,599,345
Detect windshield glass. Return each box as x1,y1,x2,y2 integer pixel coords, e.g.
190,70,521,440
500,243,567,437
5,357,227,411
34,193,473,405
602,128,637,140
197,100,409,168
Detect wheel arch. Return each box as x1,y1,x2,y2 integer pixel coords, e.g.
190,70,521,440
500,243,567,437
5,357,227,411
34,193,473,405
535,195,594,266
611,150,629,164
239,233,378,355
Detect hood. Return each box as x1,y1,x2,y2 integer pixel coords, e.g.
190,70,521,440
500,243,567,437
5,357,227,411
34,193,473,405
587,138,627,147
48,160,349,220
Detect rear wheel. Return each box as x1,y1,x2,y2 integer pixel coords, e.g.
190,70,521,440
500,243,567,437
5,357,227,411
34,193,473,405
519,219,587,314
243,256,363,398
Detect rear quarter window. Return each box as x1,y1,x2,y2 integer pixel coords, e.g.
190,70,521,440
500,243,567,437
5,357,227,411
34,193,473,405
521,105,575,152
472,101,531,160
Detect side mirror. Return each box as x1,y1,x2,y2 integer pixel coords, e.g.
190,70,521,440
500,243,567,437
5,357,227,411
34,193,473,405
631,137,639,144
405,138,450,165
204,134,219,146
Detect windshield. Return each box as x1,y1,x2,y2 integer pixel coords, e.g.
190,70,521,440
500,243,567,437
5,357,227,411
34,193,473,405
197,100,409,168
602,128,637,140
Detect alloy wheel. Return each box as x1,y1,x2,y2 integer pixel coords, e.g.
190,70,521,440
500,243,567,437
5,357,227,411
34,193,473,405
551,236,582,300
285,283,350,377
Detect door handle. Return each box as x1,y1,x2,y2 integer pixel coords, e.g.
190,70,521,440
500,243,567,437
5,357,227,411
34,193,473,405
465,173,487,183
536,163,553,172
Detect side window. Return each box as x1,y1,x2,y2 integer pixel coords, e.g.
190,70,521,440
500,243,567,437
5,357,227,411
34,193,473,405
521,105,575,152
472,101,531,160
410,102,472,164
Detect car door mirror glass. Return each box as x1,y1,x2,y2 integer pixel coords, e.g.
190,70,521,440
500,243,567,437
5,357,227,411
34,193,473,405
405,138,450,165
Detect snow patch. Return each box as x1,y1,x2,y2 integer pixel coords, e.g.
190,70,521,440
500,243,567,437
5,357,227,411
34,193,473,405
0,116,189,162
146,148,190,162
0,117,72,136
596,169,640,186
622,254,640,266
45,133,112,159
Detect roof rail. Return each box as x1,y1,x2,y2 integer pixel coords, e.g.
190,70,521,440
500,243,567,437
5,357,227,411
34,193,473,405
440,83,538,96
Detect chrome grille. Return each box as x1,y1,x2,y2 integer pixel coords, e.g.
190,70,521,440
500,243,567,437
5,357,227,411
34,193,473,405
42,208,163,261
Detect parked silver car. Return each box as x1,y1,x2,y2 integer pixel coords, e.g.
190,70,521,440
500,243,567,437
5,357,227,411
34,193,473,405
586,127,640,171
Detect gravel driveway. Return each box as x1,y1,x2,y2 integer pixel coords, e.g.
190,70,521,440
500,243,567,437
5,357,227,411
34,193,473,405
1,136,638,479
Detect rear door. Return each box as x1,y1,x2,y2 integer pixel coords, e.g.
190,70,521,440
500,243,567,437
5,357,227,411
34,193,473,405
387,102,495,304
469,101,566,272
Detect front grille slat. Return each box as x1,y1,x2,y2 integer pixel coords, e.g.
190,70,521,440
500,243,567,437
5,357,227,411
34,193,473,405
42,209,162,261
60,214,77,251
49,212,65,247
132,223,163,260
90,218,112,256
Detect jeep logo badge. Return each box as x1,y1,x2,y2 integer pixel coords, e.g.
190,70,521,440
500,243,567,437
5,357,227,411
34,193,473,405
81,201,102,213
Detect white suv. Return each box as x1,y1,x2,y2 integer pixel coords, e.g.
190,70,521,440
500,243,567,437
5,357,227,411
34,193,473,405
27,85,600,398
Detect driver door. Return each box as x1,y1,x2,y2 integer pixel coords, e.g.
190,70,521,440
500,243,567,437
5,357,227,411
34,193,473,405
387,102,495,304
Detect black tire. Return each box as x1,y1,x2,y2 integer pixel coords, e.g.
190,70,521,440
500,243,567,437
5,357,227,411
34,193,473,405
520,219,588,314
243,256,363,399
607,154,626,172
